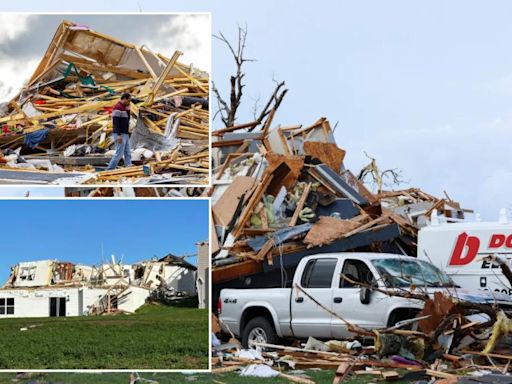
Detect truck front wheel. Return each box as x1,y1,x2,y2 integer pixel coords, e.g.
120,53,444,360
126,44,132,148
242,316,277,349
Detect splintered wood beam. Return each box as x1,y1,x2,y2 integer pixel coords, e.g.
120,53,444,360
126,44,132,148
288,182,312,227
212,260,263,284
135,46,157,80
231,172,274,239
174,65,208,93
0,100,115,125
145,51,183,104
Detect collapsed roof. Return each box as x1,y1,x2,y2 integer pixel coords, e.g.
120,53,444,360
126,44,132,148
3,255,196,290
0,20,209,185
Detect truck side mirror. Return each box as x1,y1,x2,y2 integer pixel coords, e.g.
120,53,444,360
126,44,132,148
360,286,371,305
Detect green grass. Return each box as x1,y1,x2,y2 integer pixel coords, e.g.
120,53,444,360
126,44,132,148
0,370,416,384
0,304,208,370
0,371,331,384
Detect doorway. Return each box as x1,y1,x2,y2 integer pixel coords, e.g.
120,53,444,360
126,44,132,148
49,297,66,317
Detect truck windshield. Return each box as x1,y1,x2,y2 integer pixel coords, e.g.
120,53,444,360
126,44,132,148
371,258,455,288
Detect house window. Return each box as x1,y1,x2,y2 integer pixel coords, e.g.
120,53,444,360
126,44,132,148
0,298,14,315
19,266,36,281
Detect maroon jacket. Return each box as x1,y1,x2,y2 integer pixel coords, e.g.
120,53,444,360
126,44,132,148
112,101,130,134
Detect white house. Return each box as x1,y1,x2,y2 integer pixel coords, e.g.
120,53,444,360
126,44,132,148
0,254,199,318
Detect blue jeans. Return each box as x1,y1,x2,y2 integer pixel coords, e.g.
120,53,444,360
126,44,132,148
106,133,132,170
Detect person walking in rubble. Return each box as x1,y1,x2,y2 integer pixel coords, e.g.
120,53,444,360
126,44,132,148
106,93,132,170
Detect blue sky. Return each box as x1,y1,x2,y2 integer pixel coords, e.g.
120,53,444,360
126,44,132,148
0,199,208,282
0,1,511,220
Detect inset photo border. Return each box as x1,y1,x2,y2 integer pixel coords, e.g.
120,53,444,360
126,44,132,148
0,197,210,371
0,13,211,188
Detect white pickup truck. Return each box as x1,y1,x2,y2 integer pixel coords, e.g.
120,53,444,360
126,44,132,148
218,253,512,348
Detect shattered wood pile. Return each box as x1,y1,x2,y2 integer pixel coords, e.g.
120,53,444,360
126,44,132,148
212,287,512,383
0,20,209,185
211,117,468,297
64,186,206,198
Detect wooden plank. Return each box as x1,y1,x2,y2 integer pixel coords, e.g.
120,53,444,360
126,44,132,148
460,350,512,360
212,260,263,284
288,183,311,227
425,369,456,379
303,141,346,171
333,362,352,384
135,46,158,79
231,172,274,239
213,176,255,227
144,50,183,104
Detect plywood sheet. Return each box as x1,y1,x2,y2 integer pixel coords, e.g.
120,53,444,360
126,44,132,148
303,216,364,247
211,217,220,255
266,153,304,191
304,141,346,172
213,176,255,227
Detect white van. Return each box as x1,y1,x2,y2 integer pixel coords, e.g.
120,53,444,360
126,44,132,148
418,210,512,296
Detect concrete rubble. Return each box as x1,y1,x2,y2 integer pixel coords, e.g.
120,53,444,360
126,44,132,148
0,20,209,185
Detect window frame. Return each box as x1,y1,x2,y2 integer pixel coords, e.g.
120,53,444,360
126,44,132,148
300,258,337,289
339,259,375,288
0,297,14,315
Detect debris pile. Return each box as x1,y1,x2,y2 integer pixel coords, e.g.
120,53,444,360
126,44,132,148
211,117,469,299
212,287,512,383
0,20,209,185
210,112,512,382
64,186,206,198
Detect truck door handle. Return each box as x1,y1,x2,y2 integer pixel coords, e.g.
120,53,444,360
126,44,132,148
295,297,304,303
333,297,343,303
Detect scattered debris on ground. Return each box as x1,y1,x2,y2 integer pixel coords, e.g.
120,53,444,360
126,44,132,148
212,290,512,383
0,20,209,185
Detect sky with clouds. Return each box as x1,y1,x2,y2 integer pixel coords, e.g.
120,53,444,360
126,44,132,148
0,199,208,282
0,14,210,101
0,1,510,221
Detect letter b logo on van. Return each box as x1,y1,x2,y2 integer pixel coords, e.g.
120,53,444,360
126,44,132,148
449,232,480,266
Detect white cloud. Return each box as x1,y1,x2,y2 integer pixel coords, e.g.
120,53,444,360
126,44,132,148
0,15,35,100
140,15,211,72
0,14,31,42
0,57,40,102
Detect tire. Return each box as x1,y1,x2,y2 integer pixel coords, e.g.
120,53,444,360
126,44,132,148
242,316,277,349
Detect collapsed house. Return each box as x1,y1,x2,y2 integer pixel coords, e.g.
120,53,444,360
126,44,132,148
0,253,200,318
0,20,209,185
210,116,512,383
210,117,470,307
